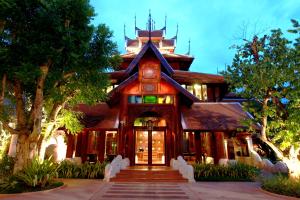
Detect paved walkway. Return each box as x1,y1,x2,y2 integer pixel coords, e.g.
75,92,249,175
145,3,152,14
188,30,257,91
0,179,298,200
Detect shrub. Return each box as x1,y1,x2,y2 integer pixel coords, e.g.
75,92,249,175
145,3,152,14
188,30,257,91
261,175,300,198
193,162,260,181
0,156,61,193
15,156,57,188
0,155,15,178
57,161,106,179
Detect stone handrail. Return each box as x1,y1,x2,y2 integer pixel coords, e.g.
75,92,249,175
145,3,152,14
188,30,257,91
170,156,195,182
104,155,130,182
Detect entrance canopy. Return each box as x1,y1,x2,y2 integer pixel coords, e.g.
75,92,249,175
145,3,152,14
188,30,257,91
181,102,260,131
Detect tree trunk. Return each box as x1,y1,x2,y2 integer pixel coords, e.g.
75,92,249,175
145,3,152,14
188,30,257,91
260,97,269,141
38,102,63,159
13,65,49,172
0,73,6,106
31,65,49,137
13,133,38,173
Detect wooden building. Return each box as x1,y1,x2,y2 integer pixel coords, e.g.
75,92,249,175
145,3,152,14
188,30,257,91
65,17,259,166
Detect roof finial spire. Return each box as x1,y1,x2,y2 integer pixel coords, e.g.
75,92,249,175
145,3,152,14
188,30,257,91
134,14,136,33
124,24,126,40
165,15,167,34
176,23,178,39
148,9,152,40
187,39,191,55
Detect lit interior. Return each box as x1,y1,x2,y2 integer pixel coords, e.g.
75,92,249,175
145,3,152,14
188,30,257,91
135,131,165,164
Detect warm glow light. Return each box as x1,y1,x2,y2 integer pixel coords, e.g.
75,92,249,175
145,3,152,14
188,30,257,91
194,84,201,89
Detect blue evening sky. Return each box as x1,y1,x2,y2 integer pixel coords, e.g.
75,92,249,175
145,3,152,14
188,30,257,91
90,0,300,74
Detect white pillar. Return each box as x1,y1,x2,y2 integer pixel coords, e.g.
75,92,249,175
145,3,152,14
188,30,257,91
224,139,228,159
8,134,18,157
245,136,253,152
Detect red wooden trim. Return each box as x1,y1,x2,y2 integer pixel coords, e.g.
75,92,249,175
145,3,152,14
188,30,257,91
214,132,226,164
66,134,75,158
75,132,82,157
97,131,106,162
81,130,88,163
194,131,202,162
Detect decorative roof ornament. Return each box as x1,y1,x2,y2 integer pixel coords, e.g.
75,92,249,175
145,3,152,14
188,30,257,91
160,15,167,35
171,24,178,40
148,9,152,41
135,14,141,32
186,39,191,55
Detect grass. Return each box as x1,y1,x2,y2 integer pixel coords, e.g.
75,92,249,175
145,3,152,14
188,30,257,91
261,174,300,198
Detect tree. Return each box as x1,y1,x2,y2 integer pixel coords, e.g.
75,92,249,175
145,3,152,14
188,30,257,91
0,0,120,172
223,21,300,174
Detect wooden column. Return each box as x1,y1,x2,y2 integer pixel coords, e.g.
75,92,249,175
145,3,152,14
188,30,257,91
81,130,88,163
214,132,226,164
118,94,128,157
194,131,202,162
66,134,75,158
75,132,82,157
128,128,135,166
97,131,106,162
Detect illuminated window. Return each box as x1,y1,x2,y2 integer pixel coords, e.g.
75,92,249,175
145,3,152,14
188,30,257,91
106,86,113,93
143,96,157,103
185,84,207,101
105,131,118,157
128,95,173,104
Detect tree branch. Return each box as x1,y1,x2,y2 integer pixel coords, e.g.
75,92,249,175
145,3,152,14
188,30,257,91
2,122,17,135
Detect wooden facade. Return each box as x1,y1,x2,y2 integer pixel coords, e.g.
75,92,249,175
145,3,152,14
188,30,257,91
66,20,258,166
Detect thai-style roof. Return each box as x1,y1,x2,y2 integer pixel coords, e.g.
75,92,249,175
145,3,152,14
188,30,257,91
173,70,225,84
107,72,199,106
162,39,175,47
181,102,260,131
76,103,119,130
137,30,163,37
124,41,174,77
126,39,139,47
121,52,193,60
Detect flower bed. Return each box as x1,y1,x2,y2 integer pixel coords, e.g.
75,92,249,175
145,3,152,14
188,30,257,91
261,175,300,198
193,163,260,181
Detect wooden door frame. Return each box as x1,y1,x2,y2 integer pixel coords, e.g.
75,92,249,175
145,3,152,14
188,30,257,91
134,126,166,165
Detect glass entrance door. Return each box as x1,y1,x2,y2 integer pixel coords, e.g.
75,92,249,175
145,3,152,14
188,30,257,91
135,130,165,165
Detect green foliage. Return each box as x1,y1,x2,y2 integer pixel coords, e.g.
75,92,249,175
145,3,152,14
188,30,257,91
261,175,300,198
0,156,63,193
57,160,106,179
193,163,260,181
222,20,300,154
57,110,83,134
0,155,15,178
15,156,57,188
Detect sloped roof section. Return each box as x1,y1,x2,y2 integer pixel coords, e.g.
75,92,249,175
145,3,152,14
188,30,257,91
124,41,174,77
75,103,119,130
181,102,260,131
173,70,225,84
138,30,163,37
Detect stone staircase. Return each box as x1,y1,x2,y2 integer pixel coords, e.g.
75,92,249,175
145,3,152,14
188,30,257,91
110,166,188,182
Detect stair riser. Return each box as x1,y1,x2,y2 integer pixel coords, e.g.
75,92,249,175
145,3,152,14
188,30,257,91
111,168,187,182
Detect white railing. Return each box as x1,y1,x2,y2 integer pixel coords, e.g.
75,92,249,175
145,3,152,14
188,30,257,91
103,155,130,182
170,156,195,182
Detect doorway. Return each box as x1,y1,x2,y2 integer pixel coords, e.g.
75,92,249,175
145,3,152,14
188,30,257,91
135,129,165,165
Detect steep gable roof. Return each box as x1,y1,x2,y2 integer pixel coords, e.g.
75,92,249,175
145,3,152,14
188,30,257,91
107,72,199,106
123,41,174,77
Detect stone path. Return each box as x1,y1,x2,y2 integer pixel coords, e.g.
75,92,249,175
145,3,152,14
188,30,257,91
0,179,298,200
91,183,194,200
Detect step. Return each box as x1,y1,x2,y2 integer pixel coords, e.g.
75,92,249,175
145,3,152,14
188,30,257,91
110,167,188,182
110,178,188,182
